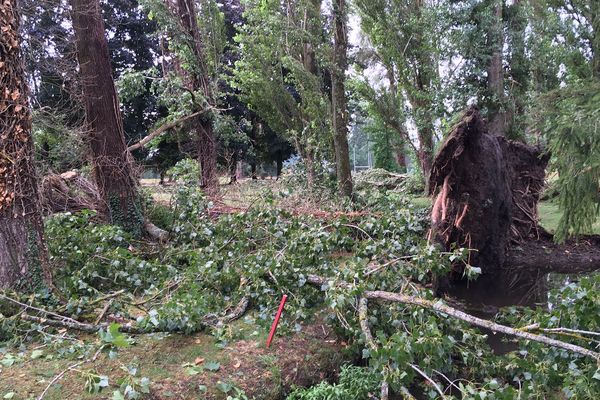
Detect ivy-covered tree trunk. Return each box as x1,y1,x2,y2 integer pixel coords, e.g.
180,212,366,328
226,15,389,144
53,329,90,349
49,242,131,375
176,0,219,195
0,0,52,289
70,0,142,235
331,0,353,198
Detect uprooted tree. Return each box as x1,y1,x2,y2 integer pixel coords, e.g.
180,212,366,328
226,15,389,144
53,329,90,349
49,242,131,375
429,107,600,293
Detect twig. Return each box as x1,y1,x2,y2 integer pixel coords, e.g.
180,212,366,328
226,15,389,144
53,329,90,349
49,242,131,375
521,323,600,337
38,345,104,400
94,299,114,325
409,363,446,399
0,294,80,325
88,290,124,306
307,275,600,361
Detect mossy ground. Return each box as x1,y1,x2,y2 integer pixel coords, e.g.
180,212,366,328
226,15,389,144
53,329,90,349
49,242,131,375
0,317,343,400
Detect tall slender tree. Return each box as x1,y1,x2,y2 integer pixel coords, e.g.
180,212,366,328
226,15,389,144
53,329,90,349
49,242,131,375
177,0,219,194
331,0,352,197
70,0,143,234
0,0,51,288
356,0,440,181
486,0,506,136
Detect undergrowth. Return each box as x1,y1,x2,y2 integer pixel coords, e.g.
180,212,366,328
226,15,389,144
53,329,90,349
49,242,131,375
1,166,599,399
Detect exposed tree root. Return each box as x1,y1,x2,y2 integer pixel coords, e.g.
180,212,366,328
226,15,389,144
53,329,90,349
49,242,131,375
40,170,103,215
307,275,600,361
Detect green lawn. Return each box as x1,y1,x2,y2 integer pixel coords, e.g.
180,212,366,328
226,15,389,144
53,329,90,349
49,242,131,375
409,196,600,235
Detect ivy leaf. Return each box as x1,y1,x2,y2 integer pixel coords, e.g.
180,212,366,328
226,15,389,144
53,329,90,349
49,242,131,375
30,350,44,359
216,381,233,393
204,361,220,372
112,390,125,400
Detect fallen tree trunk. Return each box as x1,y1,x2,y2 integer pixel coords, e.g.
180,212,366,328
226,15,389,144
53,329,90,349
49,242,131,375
307,275,600,360
428,107,559,290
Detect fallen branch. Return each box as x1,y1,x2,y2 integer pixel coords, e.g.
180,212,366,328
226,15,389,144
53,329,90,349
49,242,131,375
20,296,249,334
128,111,206,152
308,275,600,361
0,294,81,325
88,290,125,306
358,297,406,400
144,220,169,242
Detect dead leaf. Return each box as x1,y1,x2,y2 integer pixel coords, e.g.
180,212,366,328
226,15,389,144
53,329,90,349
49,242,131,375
194,357,204,365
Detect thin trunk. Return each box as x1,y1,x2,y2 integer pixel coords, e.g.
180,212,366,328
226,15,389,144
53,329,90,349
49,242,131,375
393,148,407,172
418,125,434,180
331,0,353,198
229,151,237,184
70,0,142,235
487,0,505,136
276,154,283,179
0,0,52,289
592,5,600,78
249,116,259,179
176,0,219,194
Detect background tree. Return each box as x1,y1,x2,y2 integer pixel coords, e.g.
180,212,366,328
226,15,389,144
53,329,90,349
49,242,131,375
176,0,219,193
537,0,600,241
331,0,353,197
70,0,143,234
232,0,331,187
0,0,51,288
355,0,444,181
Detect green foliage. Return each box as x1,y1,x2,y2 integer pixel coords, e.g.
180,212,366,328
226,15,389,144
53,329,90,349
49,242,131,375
31,110,86,173
540,79,600,241
45,210,177,301
287,365,380,399
231,0,332,167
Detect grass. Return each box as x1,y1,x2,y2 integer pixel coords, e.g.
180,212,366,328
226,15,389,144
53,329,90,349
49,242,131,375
0,315,342,400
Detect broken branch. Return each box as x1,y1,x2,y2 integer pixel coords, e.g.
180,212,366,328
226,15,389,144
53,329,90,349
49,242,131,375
308,275,600,361
127,110,207,152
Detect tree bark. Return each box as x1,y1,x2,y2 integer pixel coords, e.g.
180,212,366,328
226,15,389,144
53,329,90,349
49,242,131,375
176,0,219,195
0,0,52,289
70,0,142,235
486,0,506,136
276,154,283,179
331,0,353,198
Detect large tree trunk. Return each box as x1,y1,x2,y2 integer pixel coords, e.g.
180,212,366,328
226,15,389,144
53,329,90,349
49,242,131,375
486,0,506,136
70,0,142,235
331,0,353,198
0,0,52,289
176,0,219,195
